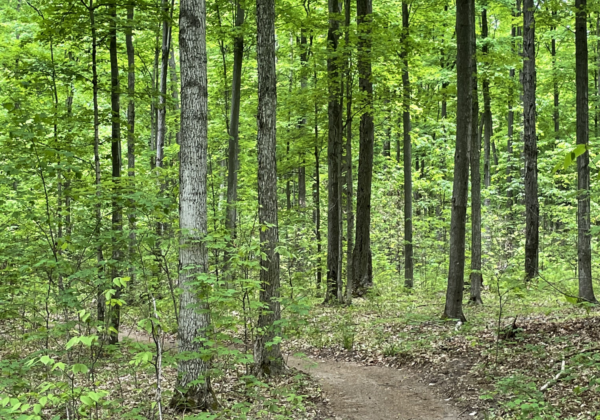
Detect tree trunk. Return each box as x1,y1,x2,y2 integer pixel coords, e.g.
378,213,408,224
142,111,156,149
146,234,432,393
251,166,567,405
482,7,492,204
443,0,472,322
401,1,413,289
352,0,374,296
470,1,483,305
170,0,214,409
344,0,354,303
156,0,173,169
552,12,559,139
254,0,284,376
88,0,105,327
298,30,309,208
575,0,596,303
225,0,244,286
108,0,122,345
507,2,519,210
126,2,136,286
325,0,343,304
523,0,539,281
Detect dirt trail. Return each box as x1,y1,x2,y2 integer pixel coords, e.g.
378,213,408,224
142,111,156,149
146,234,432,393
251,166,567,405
287,355,460,420
119,331,460,420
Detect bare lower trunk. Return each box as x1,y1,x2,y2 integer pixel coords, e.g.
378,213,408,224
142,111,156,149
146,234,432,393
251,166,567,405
482,7,492,206
126,2,136,286
156,0,174,169
576,0,596,303
225,0,244,286
325,0,343,304
401,2,413,289
254,0,284,376
523,0,539,281
443,0,472,322
344,0,354,303
170,0,215,409
470,5,482,305
108,0,122,345
352,0,374,297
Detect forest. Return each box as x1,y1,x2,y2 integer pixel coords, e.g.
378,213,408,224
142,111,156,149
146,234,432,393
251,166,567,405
2,0,600,418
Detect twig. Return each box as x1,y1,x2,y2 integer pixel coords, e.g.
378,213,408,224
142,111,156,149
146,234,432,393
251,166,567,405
540,359,565,391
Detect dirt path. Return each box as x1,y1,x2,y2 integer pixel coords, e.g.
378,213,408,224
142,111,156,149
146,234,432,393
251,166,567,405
287,355,460,420
119,330,460,420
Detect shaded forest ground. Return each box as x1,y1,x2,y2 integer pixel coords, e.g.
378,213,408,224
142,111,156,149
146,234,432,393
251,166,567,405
3,280,600,419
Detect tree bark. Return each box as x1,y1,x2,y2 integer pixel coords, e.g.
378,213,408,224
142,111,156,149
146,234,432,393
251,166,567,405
126,2,136,287
170,0,214,409
156,0,174,169
470,0,482,305
352,0,374,296
108,0,122,345
325,0,344,304
523,0,539,281
401,1,413,289
552,12,559,139
298,30,309,208
575,0,596,303
344,0,354,303
482,7,492,203
443,0,472,322
225,0,244,286
254,0,284,376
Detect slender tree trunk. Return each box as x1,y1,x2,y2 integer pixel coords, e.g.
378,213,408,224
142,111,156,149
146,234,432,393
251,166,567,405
314,62,323,293
482,7,492,203
225,0,244,286
325,0,344,303
523,0,539,281
470,2,483,305
507,2,519,210
298,30,309,208
254,0,284,375
344,0,354,303
401,1,413,289
108,0,123,345
575,0,596,303
443,0,472,322
170,0,214,409
89,0,105,326
169,51,180,144
126,2,136,286
156,0,174,169
352,0,374,296
552,14,559,138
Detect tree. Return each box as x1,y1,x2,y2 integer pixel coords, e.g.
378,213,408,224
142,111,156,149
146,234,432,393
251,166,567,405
352,0,374,297
325,0,343,303
523,0,539,281
575,0,596,303
401,1,413,289
443,0,472,322
170,0,214,409
225,0,244,285
470,0,482,305
108,0,122,345
254,0,284,375
344,0,354,303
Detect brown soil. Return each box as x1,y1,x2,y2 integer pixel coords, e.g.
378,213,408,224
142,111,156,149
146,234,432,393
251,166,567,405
287,354,461,420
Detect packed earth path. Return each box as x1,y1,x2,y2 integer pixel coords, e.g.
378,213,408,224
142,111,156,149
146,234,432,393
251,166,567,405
286,354,461,420
119,330,462,420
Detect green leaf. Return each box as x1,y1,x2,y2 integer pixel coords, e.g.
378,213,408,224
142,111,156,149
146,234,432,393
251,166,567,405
80,396,93,406
72,363,88,374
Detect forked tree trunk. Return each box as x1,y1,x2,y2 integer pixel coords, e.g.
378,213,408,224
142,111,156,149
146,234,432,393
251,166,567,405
254,0,284,376
325,0,344,303
352,0,374,296
170,0,214,409
401,1,413,289
443,0,472,322
108,0,122,345
575,0,597,303
470,1,483,305
523,0,539,281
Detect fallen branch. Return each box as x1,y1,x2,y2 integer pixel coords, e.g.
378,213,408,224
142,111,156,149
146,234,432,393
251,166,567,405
540,359,565,391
